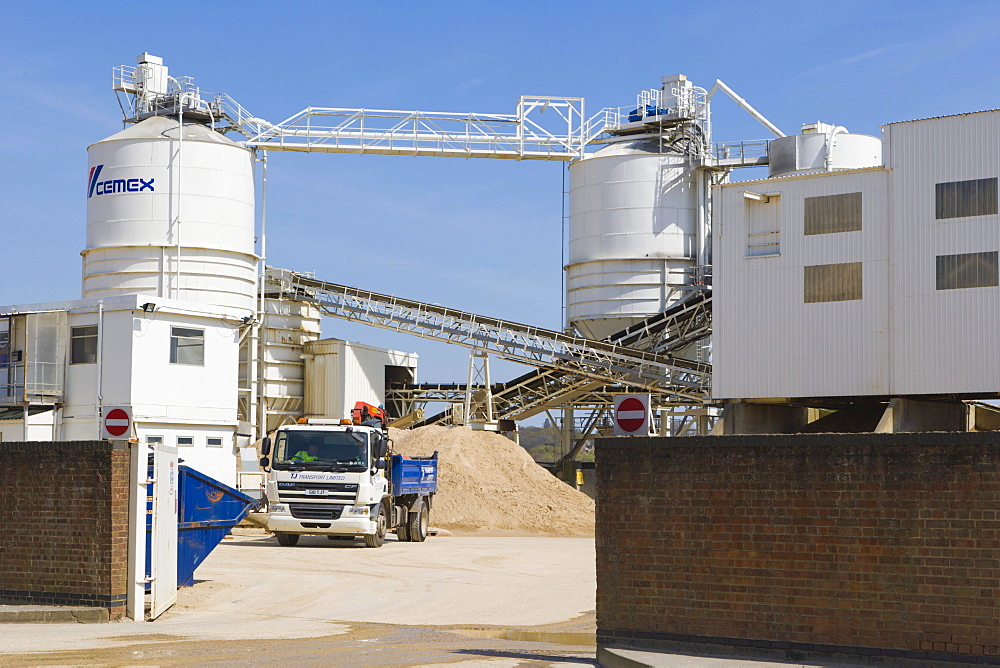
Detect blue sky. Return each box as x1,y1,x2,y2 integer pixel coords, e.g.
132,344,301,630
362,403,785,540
2,1,999,390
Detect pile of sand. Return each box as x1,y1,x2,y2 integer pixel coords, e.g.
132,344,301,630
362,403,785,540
389,425,595,537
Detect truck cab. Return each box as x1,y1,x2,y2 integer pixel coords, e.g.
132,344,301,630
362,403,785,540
259,415,436,548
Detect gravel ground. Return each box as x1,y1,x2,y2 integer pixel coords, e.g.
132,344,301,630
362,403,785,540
0,532,597,667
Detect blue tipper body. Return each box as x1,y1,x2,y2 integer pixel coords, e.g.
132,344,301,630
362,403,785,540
389,451,438,496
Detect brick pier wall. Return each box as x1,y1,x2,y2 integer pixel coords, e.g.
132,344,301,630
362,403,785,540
596,432,1000,664
0,441,130,619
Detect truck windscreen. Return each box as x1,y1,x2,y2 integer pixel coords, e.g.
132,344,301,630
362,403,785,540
273,430,368,470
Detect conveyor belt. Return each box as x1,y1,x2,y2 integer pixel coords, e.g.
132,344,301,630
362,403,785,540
264,267,712,426
266,267,709,393
603,289,711,354
402,291,713,426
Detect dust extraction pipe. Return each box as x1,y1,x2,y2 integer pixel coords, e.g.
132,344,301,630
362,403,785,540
706,80,786,138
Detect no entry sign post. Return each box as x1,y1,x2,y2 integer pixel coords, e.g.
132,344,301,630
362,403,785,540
101,406,133,440
613,394,652,436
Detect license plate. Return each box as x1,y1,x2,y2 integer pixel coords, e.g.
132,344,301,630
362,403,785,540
305,489,327,496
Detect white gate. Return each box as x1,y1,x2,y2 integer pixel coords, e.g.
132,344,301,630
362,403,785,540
149,444,178,619
126,441,178,621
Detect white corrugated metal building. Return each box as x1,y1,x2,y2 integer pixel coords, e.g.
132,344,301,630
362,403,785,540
714,109,1000,400
304,339,417,420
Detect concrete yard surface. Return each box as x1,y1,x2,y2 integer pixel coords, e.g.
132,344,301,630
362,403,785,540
0,533,599,666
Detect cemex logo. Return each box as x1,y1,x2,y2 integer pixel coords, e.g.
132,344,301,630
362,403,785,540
87,164,155,198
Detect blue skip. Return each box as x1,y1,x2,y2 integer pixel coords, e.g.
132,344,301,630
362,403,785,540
147,465,258,588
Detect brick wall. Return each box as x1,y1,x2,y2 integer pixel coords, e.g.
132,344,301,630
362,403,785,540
0,441,130,619
596,432,1000,664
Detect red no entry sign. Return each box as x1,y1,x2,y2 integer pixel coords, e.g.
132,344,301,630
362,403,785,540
102,407,132,439
613,394,651,435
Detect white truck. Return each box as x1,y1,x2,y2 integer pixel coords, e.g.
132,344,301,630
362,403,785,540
258,408,437,548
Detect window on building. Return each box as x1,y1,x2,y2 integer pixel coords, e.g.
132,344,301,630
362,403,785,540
936,251,999,290
207,437,223,448
935,178,998,219
804,192,862,235
745,192,780,257
177,436,194,447
70,325,98,364
804,262,863,303
170,327,204,365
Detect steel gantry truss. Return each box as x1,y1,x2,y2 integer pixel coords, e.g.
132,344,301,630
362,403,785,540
241,98,587,160
114,64,588,161
114,59,781,165
265,267,710,403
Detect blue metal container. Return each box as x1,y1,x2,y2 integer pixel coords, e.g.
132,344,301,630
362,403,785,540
176,466,257,586
147,465,258,588
389,452,438,496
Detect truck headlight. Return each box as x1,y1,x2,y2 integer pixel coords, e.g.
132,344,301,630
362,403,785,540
270,504,287,513
345,506,369,516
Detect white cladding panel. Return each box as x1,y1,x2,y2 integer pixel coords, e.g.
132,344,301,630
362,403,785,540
83,117,256,315
713,169,890,399
567,140,697,339
304,339,417,419
716,109,1000,399
129,310,240,425
139,425,237,487
884,112,1000,394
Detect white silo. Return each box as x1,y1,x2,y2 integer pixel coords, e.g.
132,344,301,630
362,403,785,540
82,116,257,315
566,138,700,340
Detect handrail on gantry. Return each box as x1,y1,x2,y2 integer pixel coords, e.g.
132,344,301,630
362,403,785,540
240,96,590,160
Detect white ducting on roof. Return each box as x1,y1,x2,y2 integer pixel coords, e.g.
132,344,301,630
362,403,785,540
768,121,882,177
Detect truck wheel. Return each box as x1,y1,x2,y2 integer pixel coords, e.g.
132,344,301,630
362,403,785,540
364,504,387,548
407,502,429,542
396,517,411,542
276,532,299,547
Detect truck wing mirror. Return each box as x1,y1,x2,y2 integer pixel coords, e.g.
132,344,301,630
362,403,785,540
260,436,271,456
375,457,386,470
259,456,270,469
377,438,389,459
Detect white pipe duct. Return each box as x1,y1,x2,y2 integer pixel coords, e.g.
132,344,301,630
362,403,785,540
706,80,786,138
